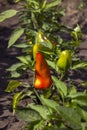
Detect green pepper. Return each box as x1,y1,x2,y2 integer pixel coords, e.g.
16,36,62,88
57,50,72,71
37,31,52,47
33,43,43,60
33,31,53,60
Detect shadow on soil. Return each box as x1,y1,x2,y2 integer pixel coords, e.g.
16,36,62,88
0,26,21,91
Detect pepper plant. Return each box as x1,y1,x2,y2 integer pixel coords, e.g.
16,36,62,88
1,0,87,130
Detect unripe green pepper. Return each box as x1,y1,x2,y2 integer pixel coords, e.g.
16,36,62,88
33,43,44,60
37,31,52,47
57,50,72,71
33,31,53,60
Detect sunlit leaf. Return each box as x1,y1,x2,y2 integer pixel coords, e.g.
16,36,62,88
68,86,77,95
71,25,82,41
81,81,87,87
52,76,67,97
72,97,87,107
45,0,61,10
74,24,81,33
24,91,33,96
5,80,22,92
10,71,22,78
68,92,87,98
14,43,30,48
17,56,29,65
8,28,24,48
7,63,25,71
41,0,47,9
77,106,87,122
13,92,23,114
47,60,56,70
68,92,87,106
0,9,18,22
72,62,87,69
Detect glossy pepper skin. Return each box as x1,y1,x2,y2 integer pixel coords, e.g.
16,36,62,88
34,52,52,89
33,43,43,60
37,31,52,45
57,50,72,71
33,31,53,60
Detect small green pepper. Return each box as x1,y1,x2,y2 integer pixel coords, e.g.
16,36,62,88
57,50,72,71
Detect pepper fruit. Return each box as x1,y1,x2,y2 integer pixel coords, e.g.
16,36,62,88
33,31,53,60
37,31,52,48
57,50,72,71
33,43,43,60
34,52,52,89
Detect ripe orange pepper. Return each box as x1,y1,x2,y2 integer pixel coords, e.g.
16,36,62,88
34,52,52,89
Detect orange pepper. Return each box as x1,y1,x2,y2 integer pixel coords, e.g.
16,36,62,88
34,52,52,89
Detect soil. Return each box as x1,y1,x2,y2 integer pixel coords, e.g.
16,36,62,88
0,0,87,130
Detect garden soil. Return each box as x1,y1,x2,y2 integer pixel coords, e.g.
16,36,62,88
0,0,87,130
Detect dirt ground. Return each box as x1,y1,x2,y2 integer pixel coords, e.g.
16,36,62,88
0,0,87,130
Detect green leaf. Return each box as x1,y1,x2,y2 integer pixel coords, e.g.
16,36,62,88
72,97,87,107
17,55,32,65
7,63,25,71
47,60,56,70
72,62,87,69
71,25,82,42
26,120,41,130
68,92,87,106
42,127,69,130
40,96,59,112
74,24,81,34
27,0,39,8
17,56,29,65
52,76,67,97
69,86,77,95
13,92,23,114
81,123,87,130
58,36,63,44
8,28,24,48
24,91,33,96
67,92,86,99
41,41,53,49
14,43,30,48
45,0,61,10
77,106,87,122
81,81,87,87
10,71,22,78
28,104,52,120
5,80,22,92
58,106,81,130
0,9,18,22
16,107,42,122
41,0,47,9
31,12,39,29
